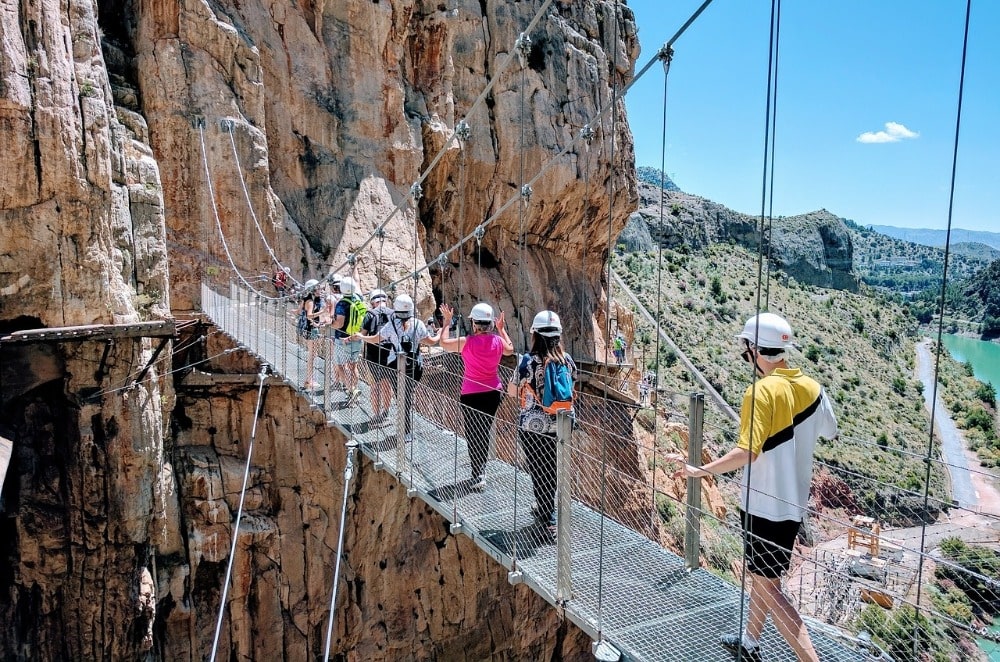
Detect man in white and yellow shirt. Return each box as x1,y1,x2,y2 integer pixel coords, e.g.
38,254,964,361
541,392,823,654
675,312,837,662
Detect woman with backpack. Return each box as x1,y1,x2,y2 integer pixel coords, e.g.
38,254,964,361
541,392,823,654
354,293,439,441
439,302,514,491
297,279,324,390
508,310,576,530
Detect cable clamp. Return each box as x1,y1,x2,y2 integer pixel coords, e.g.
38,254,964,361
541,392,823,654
473,224,486,243
455,119,472,143
580,124,595,144
410,182,424,201
435,252,448,268
520,184,533,200
657,44,675,66
375,227,386,241
347,253,357,265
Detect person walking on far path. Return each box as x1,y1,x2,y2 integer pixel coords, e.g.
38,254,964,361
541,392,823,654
439,302,514,491
671,312,837,662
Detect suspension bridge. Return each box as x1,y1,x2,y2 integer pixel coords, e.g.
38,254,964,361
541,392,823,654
183,0,998,659
200,280,870,661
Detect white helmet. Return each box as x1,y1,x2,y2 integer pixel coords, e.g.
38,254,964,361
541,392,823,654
393,294,414,319
369,289,388,304
469,302,494,322
329,273,343,289
304,279,319,289
531,310,562,337
737,313,793,350
339,276,356,295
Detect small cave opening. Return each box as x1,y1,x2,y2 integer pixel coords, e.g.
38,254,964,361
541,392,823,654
97,0,142,110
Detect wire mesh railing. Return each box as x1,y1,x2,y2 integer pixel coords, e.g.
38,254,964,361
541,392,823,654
201,279,1000,661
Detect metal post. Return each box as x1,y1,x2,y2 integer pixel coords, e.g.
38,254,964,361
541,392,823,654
684,393,704,570
323,336,333,416
556,410,573,602
396,355,407,474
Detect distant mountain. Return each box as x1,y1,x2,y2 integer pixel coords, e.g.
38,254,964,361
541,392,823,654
847,222,993,294
868,225,1000,251
635,166,680,192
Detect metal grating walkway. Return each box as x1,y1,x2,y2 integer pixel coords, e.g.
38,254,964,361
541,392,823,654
201,282,864,661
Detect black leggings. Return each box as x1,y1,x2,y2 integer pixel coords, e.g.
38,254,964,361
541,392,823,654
519,428,557,517
460,390,503,479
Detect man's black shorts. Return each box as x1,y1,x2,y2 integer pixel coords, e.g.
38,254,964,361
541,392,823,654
740,511,800,579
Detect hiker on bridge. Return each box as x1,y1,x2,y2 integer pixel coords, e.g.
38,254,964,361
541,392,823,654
354,294,440,442
297,279,325,391
330,276,366,405
439,302,514,492
360,289,394,424
671,313,837,662
509,310,577,532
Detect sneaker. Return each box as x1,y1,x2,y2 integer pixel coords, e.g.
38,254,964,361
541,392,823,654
720,634,762,662
470,476,486,492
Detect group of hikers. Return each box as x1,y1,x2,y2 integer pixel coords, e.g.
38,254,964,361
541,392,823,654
291,272,575,530
288,268,836,662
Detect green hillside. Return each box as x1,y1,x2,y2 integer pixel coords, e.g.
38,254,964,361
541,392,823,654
614,244,947,520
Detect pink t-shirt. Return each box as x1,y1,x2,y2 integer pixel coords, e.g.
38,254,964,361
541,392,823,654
461,333,504,395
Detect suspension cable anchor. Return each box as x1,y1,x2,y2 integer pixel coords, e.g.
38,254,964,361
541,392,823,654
507,570,523,585
455,119,472,143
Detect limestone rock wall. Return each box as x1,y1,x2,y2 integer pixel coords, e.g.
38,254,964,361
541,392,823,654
1,0,170,659
1,0,644,658
628,182,859,292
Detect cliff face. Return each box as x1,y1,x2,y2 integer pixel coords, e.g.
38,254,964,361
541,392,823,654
625,181,859,292
1,0,640,659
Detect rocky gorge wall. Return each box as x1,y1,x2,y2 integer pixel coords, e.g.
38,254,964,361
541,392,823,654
1,0,646,659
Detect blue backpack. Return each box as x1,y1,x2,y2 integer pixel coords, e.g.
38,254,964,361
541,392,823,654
541,359,574,414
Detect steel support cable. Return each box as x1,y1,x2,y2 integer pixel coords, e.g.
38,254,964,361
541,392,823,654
650,50,673,527
914,4,972,650
322,440,360,662
199,126,281,300
371,0,718,296
763,0,781,307
226,128,299,287
594,0,625,640
737,0,782,648
210,366,268,662
325,0,557,281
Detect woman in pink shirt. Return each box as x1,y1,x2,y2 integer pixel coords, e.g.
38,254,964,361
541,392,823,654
439,302,514,491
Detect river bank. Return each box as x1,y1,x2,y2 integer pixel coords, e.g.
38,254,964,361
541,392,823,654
915,339,1000,515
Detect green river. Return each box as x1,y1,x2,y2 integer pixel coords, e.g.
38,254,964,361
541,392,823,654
941,334,1000,389
942,334,1000,659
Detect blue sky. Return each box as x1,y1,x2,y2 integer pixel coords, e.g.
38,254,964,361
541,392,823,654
623,1,998,234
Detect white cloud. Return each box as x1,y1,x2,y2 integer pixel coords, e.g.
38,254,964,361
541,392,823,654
857,121,920,144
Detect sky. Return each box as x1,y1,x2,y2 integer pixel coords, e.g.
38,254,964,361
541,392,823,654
623,0,999,234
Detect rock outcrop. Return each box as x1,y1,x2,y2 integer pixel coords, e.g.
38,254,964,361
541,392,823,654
625,181,860,291
1,0,645,659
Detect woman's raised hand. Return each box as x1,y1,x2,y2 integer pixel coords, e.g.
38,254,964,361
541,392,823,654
495,311,506,331
440,303,454,323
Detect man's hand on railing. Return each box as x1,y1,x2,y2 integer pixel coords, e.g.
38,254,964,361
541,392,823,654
664,453,710,480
